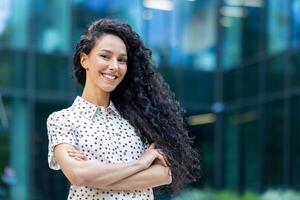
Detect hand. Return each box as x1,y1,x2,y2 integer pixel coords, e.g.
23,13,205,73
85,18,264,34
67,147,87,161
153,149,169,166
138,143,167,169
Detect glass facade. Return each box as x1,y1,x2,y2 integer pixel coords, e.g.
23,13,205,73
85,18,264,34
0,0,299,199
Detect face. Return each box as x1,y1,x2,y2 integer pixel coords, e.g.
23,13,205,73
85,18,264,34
81,34,127,95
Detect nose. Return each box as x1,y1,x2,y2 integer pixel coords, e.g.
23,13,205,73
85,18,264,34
108,58,119,71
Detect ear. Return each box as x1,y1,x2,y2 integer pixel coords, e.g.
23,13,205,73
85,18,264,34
80,53,89,70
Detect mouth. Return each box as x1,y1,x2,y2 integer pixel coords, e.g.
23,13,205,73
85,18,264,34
101,73,118,80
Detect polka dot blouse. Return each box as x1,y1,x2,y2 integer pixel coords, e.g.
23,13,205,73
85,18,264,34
47,96,153,200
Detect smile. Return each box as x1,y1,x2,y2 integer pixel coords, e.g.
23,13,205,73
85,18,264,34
101,73,118,80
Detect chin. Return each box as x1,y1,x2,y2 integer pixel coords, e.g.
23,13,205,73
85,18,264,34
100,86,117,93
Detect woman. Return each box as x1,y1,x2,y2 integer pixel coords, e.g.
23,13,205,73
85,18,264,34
47,18,200,200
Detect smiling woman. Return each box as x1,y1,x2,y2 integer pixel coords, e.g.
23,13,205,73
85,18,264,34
80,34,128,104
47,18,200,200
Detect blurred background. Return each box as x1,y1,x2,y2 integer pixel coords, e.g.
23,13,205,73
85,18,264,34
0,0,300,199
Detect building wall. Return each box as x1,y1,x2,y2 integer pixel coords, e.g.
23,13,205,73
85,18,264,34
0,0,299,199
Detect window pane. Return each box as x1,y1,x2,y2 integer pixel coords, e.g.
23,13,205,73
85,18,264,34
0,50,27,89
221,17,243,69
241,7,265,59
0,135,9,198
35,53,70,93
223,69,237,102
32,101,70,200
268,0,289,54
181,69,214,105
33,0,71,53
291,0,300,46
0,0,29,49
224,110,240,190
179,1,217,70
189,122,214,187
264,100,284,188
240,108,260,191
291,96,300,190
224,108,260,191
289,45,300,88
221,1,265,69
240,64,259,98
0,96,10,199
0,96,30,199
265,55,285,93
72,0,142,51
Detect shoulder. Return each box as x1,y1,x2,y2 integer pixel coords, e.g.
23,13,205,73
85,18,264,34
47,107,73,124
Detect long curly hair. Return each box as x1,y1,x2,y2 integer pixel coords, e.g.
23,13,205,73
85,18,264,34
73,18,200,193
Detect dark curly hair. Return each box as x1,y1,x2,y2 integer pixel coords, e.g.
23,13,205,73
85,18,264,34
73,18,200,194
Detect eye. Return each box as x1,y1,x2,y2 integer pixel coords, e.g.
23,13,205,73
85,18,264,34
100,54,110,60
118,57,127,63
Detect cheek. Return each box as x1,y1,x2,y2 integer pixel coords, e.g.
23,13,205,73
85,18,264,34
121,65,127,77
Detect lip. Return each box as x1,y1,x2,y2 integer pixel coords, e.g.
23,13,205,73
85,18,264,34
101,73,118,81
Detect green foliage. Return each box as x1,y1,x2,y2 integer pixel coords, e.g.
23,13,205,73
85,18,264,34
241,191,260,200
172,188,300,200
216,190,240,200
173,188,215,200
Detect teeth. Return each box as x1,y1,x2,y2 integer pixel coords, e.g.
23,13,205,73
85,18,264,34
102,74,117,80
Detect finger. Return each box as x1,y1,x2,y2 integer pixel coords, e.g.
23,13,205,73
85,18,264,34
69,154,86,161
68,151,83,156
156,153,167,167
148,143,155,149
74,157,85,161
156,149,170,165
67,150,85,155
68,149,84,154
68,152,86,160
157,149,164,156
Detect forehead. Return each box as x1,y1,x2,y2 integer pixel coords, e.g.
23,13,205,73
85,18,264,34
93,34,127,55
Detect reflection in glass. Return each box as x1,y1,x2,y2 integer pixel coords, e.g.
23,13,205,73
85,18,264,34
181,1,217,71
0,50,26,89
264,101,284,188
224,110,239,190
0,0,29,49
35,54,69,93
240,64,259,98
223,69,237,102
224,108,261,192
240,108,260,191
265,54,285,93
291,97,300,190
291,0,300,46
222,16,243,69
32,102,70,200
72,0,142,51
34,0,71,53
289,50,300,88
268,0,289,54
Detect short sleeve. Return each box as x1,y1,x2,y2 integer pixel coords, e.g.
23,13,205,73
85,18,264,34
47,111,75,170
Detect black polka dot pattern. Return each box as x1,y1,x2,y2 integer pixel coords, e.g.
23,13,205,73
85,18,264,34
47,96,153,200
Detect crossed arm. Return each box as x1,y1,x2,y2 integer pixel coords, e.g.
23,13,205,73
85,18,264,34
54,143,172,191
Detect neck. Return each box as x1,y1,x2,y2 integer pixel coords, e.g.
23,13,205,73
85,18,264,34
81,85,110,108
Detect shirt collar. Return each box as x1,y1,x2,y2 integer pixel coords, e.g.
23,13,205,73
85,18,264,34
72,96,121,120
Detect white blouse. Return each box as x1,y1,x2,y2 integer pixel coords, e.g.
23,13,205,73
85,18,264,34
47,96,153,200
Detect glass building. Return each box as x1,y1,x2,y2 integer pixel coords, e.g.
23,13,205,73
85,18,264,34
0,0,299,199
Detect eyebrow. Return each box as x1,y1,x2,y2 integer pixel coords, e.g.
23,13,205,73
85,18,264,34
99,49,127,57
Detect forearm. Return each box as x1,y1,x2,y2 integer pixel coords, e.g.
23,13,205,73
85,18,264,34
102,164,172,191
75,159,145,187
55,144,146,188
